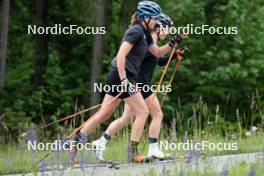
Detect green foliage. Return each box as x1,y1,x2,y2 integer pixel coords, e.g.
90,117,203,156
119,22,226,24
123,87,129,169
156,0,264,129
1,0,264,140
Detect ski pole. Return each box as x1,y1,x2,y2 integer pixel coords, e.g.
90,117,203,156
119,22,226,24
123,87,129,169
67,92,122,139
21,103,102,136
160,46,189,107
147,45,177,109
22,92,122,176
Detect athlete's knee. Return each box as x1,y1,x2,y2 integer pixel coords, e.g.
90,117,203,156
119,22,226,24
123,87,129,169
136,107,149,119
152,109,163,121
157,110,163,120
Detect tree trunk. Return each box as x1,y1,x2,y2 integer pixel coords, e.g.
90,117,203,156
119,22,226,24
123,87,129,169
104,0,113,29
89,0,106,107
120,0,139,33
33,0,48,87
0,0,10,92
0,0,10,113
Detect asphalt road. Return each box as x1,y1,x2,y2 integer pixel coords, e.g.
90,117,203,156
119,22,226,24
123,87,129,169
5,152,263,176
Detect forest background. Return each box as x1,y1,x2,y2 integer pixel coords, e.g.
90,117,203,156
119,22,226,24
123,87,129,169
0,0,264,142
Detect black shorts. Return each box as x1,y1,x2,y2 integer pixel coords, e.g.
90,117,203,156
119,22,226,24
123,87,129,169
139,80,153,99
135,77,153,99
141,86,153,99
106,68,136,99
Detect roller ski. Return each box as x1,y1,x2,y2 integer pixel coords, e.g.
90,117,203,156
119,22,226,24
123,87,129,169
92,139,120,169
133,152,173,164
97,160,120,169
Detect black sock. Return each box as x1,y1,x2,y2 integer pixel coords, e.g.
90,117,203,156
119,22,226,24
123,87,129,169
103,133,111,140
149,138,158,143
130,141,139,153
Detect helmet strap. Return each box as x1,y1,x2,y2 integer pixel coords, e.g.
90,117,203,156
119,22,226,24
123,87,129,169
143,17,152,31
157,32,161,41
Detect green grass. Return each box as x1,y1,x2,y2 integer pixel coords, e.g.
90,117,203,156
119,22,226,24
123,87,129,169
141,161,264,176
229,161,264,176
0,130,263,175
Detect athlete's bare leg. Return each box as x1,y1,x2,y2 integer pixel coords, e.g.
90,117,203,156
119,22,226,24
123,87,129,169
80,94,121,135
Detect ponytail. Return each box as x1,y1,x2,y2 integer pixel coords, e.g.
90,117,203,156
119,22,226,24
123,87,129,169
130,12,141,25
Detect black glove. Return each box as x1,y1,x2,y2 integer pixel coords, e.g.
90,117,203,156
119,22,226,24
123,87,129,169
169,34,182,47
